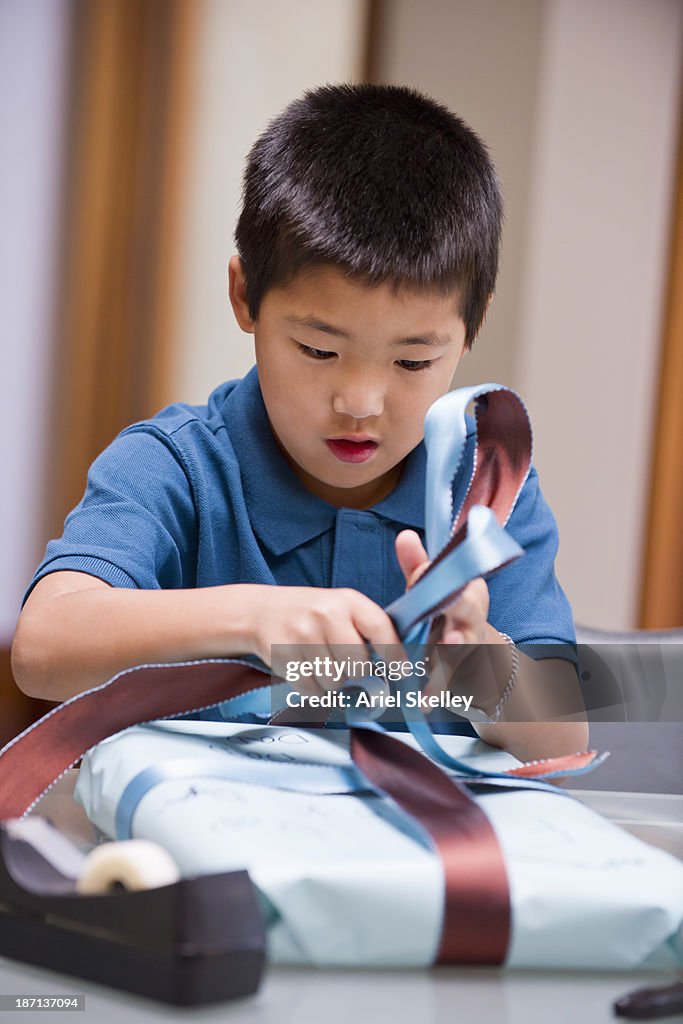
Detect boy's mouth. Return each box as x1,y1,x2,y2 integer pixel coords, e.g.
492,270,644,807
325,436,379,464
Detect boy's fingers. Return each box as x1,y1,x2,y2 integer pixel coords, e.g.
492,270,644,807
350,596,405,665
441,578,490,640
327,638,369,688
395,529,430,589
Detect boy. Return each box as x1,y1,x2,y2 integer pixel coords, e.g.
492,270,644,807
12,84,586,762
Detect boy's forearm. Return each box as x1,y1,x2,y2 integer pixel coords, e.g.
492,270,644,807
475,717,589,769
12,580,588,764
433,625,589,763
12,582,260,702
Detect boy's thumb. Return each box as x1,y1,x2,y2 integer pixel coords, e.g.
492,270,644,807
395,530,430,589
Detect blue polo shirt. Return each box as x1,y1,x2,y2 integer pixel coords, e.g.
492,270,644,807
27,366,575,654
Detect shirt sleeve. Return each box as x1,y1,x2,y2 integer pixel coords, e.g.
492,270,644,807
486,465,576,651
24,425,198,603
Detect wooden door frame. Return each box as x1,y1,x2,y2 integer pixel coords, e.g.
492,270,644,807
639,102,683,628
46,0,197,538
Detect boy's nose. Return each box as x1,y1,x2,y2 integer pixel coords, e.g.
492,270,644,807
332,382,384,419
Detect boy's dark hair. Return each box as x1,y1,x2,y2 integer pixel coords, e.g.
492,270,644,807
235,83,502,348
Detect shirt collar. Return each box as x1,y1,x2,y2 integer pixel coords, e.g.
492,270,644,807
220,366,425,556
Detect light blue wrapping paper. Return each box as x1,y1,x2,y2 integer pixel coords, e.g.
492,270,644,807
75,720,683,970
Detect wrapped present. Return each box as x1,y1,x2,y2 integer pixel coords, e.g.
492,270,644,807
75,719,683,971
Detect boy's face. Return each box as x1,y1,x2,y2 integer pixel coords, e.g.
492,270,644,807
229,258,468,509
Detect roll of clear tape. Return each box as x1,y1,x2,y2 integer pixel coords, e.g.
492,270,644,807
76,839,181,894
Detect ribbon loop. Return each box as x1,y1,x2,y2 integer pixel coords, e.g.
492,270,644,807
424,384,532,557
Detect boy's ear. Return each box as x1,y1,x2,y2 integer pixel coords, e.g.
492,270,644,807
228,255,254,333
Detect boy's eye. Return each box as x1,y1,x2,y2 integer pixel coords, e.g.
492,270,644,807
297,343,336,360
397,359,433,372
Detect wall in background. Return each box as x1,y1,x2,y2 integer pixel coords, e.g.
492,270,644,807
0,0,70,644
170,0,367,405
371,0,683,628
373,0,546,390
516,0,683,628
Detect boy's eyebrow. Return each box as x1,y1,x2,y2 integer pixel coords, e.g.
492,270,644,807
394,333,453,348
285,315,452,347
285,315,350,338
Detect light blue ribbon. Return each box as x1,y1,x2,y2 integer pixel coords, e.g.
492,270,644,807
386,504,523,638
115,755,373,840
422,383,526,556
209,681,291,723
390,666,609,786
363,383,599,787
115,727,591,839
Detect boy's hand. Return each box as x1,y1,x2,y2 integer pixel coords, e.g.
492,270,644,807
246,529,491,698
395,529,494,702
246,586,401,695
395,529,490,646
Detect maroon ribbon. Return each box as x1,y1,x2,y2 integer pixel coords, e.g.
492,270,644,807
452,389,532,534
0,661,266,820
351,727,510,964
